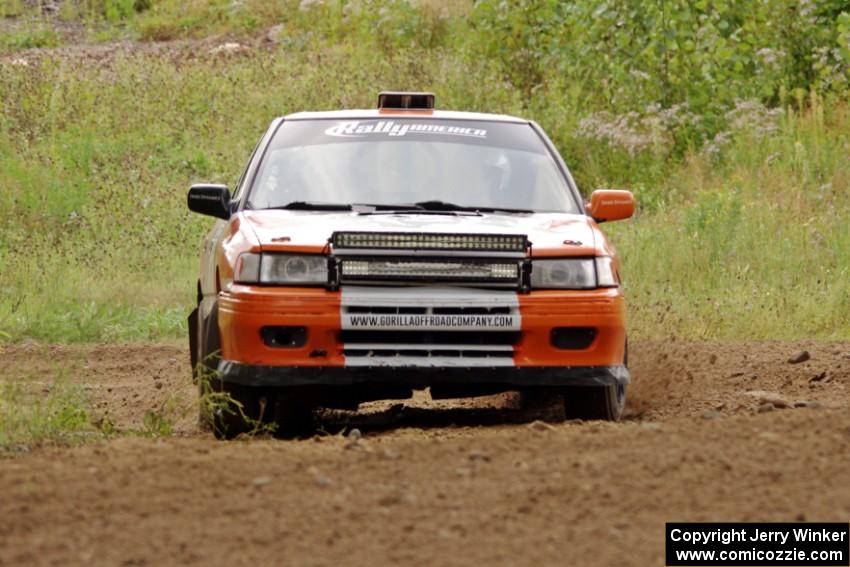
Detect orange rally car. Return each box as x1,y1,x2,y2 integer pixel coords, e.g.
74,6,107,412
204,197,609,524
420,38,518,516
187,92,635,438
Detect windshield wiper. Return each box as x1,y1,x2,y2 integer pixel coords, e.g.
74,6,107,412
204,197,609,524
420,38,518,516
265,201,532,214
355,202,476,216
413,200,534,214
272,201,354,211
271,201,430,213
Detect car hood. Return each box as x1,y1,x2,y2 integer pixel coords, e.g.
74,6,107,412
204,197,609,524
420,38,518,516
241,210,603,256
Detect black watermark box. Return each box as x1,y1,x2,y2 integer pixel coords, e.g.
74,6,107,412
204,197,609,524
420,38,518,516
666,523,849,566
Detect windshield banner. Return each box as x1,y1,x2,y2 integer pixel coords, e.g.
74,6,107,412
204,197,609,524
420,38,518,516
325,120,487,139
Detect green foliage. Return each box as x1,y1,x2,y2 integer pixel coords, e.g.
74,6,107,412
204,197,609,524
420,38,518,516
471,0,850,113
61,0,151,20
0,26,61,50
0,372,94,453
0,0,26,18
195,361,275,438
469,0,563,98
0,0,848,341
142,407,173,436
612,98,850,339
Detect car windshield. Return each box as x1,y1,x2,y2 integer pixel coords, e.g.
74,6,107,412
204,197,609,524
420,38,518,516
246,118,579,213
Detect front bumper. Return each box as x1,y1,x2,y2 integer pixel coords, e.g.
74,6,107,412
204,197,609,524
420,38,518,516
217,284,628,386
218,361,629,388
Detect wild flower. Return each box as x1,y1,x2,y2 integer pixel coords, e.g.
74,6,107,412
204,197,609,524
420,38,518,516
812,47,849,91
700,101,783,161
576,103,700,156
299,0,324,11
577,111,662,155
756,48,785,67
701,131,732,160
725,100,783,136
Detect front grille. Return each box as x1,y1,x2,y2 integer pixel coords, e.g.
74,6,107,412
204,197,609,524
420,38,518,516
340,330,520,366
340,330,520,345
432,306,511,315
347,306,426,314
344,347,513,360
340,287,520,366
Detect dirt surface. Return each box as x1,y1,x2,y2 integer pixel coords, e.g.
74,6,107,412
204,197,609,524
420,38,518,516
1,340,849,566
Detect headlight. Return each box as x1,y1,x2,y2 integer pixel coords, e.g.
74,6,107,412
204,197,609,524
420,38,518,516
531,257,619,289
234,253,326,285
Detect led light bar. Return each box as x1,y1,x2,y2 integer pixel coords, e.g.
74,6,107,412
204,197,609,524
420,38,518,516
340,259,520,283
332,232,528,253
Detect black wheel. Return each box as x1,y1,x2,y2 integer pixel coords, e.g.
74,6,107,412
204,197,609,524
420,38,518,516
272,391,315,439
562,337,629,421
194,301,254,438
194,301,220,433
210,382,274,440
518,387,564,420
562,384,627,421
196,302,221,374
211,388,314,440
191,310,209,432
193,300,313,439
188,307,200,370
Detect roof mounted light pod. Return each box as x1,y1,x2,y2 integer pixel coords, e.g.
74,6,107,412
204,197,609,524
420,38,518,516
377,91,435,110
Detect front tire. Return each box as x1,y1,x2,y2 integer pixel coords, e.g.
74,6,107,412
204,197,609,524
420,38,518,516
562,337,628,421
210,383,271,440
194,301,262,438
272,392,315,439
562,384,626,421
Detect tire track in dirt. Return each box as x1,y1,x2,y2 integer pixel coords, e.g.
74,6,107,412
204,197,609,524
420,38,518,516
2,340,846,432
0,340,848,566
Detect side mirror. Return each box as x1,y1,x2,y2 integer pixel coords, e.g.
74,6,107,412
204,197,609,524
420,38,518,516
586,189,635,222
188,184,231,220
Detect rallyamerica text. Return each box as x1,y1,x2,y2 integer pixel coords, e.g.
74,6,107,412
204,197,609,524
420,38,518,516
670,527,848,546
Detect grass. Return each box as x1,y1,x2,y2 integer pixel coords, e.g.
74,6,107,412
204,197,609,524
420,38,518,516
0,26,62,50
0,358,232,452
0,370,94,453
0,0,468,48
615,98,850,339
0,355,291,453
0,2,848,343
